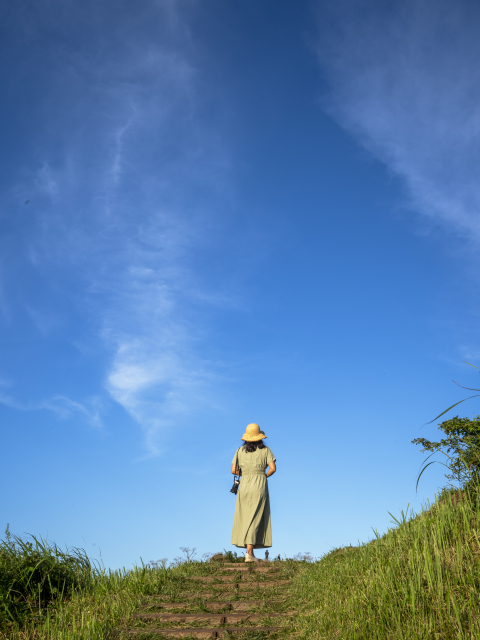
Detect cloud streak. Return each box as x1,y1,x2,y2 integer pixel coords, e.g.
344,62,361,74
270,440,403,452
4,0,233,453
315,0,480,239
0,380,103,429
41,395,103,430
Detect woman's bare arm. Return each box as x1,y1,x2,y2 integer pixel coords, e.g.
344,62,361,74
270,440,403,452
231,464,241,475
266,461,276,478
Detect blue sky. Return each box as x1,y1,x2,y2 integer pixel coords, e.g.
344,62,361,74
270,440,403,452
2,0,480,568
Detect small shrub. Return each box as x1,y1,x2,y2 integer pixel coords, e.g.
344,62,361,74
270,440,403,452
412,414,480,487
208,553,226,563
292,552,313,562
222,549,244,563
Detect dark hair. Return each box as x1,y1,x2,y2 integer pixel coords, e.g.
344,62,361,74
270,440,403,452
242,439,266,453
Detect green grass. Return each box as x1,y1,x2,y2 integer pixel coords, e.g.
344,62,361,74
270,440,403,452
4,487,480,639
292,486,480,639
0,542,294,640
0,526,95,635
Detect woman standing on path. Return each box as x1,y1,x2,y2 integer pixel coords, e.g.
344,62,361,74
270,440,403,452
231,423,276,563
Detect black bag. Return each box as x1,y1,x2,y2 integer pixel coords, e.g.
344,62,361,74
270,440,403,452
230,448,241,495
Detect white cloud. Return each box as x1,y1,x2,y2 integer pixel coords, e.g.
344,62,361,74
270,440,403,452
0,379,22,411
0,266,9,322
25,305,61,335
40,395,103,430
106,338,212,455
0,379,103,430
8,0,233,453
35,163,59,198
315,0,480,239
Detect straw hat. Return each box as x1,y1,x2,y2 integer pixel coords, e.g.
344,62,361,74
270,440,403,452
241,423,267,442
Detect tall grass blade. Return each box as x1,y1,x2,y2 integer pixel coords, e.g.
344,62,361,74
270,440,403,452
426,394,480,424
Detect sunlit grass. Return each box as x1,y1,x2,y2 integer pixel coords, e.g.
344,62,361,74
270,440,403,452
292,486,480,639
1,546,208,639
5,488,478,639
0,545,293,639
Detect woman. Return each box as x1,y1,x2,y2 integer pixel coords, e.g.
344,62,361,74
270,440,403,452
231,423,276,562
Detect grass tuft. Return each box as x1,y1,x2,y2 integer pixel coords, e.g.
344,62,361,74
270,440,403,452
0,526,94,634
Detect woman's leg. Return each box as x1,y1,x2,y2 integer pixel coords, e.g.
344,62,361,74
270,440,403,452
246,544,254,556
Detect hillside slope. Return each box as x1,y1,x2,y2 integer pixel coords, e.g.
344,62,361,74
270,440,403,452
293,488,480,639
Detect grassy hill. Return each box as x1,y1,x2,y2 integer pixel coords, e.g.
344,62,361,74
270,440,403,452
2,487,479,639
293,487,480,639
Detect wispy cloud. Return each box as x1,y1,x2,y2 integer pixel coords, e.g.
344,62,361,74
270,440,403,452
40,395,103,430
0,379,103,429
0,265,9,322
315,0,480,239
25,304,61,335
0,379,22,410
6,0,233,453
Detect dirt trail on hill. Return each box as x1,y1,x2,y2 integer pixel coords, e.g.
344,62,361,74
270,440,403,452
124,560,297,638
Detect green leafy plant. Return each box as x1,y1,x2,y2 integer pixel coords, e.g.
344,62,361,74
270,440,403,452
412,415,480,488
412,361,480,490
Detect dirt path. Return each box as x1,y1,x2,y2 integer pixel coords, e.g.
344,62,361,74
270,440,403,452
125,560,296,638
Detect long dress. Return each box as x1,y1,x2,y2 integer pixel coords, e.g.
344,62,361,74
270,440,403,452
231,445,276,549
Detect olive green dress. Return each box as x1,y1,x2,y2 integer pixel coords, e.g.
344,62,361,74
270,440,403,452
231,445,276,549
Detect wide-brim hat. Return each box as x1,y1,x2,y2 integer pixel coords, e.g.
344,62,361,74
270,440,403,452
241,423,267,442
